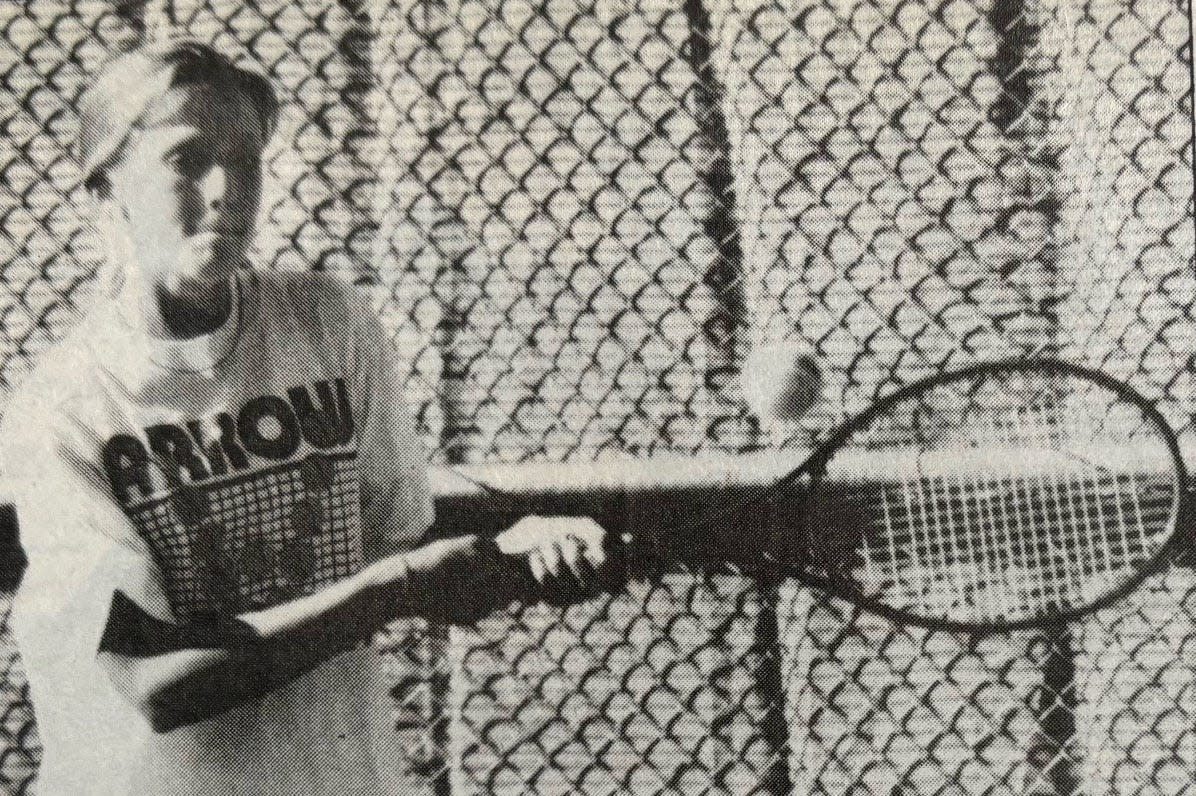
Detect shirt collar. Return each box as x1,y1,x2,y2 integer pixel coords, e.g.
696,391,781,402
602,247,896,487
104,271,246,374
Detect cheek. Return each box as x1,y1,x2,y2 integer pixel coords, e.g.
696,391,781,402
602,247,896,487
121,178,201,240
150,177,203,231
172,183,207,232
234,167,263,211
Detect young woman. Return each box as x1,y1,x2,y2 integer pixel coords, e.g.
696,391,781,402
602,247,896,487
1,38,607,795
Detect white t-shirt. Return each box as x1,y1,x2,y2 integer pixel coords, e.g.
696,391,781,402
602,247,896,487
1,271,434,795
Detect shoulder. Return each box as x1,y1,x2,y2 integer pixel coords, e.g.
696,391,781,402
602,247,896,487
2,313,110,454
251,271,366,317
1,355,108,516
247,271,376,336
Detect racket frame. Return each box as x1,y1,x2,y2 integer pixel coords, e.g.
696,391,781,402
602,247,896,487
741,358,1190,633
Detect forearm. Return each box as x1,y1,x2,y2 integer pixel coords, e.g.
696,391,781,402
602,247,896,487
107,561,384,732
106,534,498,731
238,533,506,638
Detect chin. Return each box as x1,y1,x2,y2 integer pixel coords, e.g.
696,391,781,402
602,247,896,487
212,237,250,271
165,259,240,297
202,245,249,280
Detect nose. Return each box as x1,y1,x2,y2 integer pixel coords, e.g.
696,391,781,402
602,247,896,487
199,165,228,210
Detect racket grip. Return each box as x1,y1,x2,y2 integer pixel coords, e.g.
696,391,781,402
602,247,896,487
479,531,637,608
604,530,674,576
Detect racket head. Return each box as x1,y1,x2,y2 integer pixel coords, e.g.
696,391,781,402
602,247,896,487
782,359,1186,632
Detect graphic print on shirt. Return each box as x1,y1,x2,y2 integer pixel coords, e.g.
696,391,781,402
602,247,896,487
102,378,364,620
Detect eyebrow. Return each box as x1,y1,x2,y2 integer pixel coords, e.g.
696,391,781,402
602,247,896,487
135,124,203,154
132,119,267,164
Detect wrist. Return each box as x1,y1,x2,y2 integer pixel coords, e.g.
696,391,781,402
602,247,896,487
473,533,501,561
364,552,412,593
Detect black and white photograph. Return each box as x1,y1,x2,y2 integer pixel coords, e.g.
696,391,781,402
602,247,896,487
0,0,1193,793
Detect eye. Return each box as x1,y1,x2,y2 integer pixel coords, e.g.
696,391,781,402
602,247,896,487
165,148,209,179
235,150,263,173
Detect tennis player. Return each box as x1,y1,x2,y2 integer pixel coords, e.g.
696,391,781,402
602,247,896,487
0,38,607,795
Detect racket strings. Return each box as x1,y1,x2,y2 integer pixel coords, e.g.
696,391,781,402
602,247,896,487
871,480,1173,555
839,472,1172,549
872,480,1169,571
815,377,1180,624
853,478,1170,612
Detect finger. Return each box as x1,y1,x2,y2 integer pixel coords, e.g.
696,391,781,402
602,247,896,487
571,519,607,568
495,516,533,555
558,533,589,583
584,530,607,569
188,231,219,249
528,549,547,584
183,232,219,264
540,539,563,581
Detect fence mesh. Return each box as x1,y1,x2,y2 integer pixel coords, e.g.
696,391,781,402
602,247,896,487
1,0,1194,794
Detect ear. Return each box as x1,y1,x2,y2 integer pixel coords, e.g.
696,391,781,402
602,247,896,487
91,188,128,221
84,169,110,199
91,198,133,296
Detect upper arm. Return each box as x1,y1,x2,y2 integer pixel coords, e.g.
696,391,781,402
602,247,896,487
341,285,435,559
96,590,260,730
2,405,174,675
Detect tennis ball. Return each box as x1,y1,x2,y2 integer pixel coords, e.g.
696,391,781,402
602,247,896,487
741,342,823,422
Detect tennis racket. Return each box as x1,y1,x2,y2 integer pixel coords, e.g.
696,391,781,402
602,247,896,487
446,359,1187,632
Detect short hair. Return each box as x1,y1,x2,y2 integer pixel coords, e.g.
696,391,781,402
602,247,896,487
78,37,279,195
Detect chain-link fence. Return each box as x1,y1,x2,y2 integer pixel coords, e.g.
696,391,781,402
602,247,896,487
1,0,1193,793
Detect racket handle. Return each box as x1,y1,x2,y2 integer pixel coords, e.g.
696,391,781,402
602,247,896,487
604,530,690,574
479,531,638,607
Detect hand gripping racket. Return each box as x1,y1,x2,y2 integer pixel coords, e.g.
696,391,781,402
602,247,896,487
444,359,1188,632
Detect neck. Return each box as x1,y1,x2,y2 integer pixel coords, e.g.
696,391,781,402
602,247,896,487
132,276,235,339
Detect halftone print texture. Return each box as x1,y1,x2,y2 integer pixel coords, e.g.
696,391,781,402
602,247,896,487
0,1,1193,794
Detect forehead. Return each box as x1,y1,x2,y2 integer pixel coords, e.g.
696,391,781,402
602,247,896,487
130,83,266,153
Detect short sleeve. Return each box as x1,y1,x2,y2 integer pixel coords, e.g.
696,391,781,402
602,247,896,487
347,291,436,561
1,405,172,665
